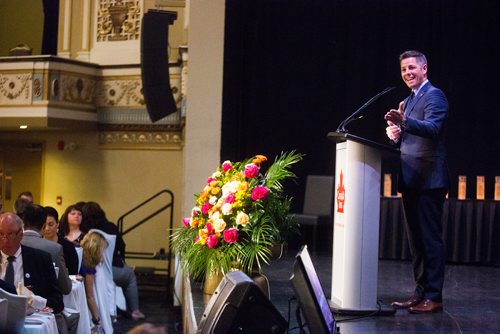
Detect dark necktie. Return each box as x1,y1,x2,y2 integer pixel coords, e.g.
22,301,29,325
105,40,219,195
4,256,15,285
405,92,415,113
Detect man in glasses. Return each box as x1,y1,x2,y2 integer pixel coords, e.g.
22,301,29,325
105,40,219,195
0,212,64,314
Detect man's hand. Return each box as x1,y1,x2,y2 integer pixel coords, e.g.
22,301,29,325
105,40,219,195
384,101,405,125
386,121,401,142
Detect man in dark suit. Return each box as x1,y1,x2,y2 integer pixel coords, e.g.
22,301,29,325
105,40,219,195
0,277,16,294
21,203,73,295
0,212,64,313
384,50,449,313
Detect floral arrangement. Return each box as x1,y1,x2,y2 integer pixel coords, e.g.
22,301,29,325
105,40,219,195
172,151,303,279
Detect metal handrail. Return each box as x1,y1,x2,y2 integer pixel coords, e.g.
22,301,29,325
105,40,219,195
116,189,174,294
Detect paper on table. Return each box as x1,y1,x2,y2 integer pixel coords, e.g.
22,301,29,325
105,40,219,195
17,281,47,312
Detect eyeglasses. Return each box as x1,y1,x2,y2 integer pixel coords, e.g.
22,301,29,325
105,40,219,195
0,228,22,240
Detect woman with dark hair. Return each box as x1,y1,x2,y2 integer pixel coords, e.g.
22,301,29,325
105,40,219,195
82,201,145,320
59,204,87,246
42,206,80,275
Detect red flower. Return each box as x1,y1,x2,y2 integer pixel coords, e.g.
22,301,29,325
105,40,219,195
201,202,212,215
223,228,239,243
225,193,236,204
251,186,269,201
222,161,233,172
206,234,219,248
182,217,190,227
206,222,214,234
244,163,259,178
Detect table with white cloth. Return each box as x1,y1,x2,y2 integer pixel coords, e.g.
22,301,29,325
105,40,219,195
63,277,91,334
23,311,58,334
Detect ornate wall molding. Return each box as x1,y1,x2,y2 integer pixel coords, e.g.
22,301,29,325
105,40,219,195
61,75,97,104
97,0,142,42
0,73,32,104
99,130,183,150
95,78,144,108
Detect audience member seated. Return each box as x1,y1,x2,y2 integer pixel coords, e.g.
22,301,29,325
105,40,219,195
13,198,30,218
21,204,73,295
60,204,87,246
80,231,111,333
42,206,80,275
0,212,64,313
17,191,34,204
82,201,145,320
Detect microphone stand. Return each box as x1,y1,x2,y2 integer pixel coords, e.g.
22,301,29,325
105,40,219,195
336,86,395,133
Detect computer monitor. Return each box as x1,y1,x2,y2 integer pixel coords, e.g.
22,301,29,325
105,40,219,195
197,270,288,334
290,245,337,334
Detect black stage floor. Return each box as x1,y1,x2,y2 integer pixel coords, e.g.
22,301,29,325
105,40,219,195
265,246,500,334
114,245,500,334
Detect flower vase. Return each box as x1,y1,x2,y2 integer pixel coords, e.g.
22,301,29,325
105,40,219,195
203,269,223,295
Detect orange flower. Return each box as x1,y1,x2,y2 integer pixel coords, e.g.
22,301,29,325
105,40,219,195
252,155,268,164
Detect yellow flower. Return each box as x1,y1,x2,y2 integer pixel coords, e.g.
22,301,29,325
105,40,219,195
199,227,209,240
238,181,248,192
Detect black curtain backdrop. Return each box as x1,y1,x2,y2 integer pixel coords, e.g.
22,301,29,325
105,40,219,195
221,0,500,212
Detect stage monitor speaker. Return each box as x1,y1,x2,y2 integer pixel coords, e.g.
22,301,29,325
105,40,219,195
197,270,288,334
140,10,177,122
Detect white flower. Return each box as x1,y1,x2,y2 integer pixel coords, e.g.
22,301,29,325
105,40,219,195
222,180,240,196
192,206,201,216
209,196,218,205
212,171,221,178
212,217,227,233
236,211,250,226
221,203,233,215
211,211,220,221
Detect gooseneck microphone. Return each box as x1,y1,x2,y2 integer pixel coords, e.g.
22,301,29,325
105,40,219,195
336,86,395,133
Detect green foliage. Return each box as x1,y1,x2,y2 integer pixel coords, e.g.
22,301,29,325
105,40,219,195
171,151,303,278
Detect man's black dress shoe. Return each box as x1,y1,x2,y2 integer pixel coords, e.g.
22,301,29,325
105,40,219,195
391,296,422,309
408,299,443,313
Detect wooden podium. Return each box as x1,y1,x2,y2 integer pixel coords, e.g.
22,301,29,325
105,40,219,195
327,131,396,316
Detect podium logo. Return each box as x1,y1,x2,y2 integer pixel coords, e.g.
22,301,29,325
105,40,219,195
337,170,345,213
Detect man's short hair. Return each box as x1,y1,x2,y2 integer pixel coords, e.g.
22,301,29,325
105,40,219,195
399,50,427,65
22,203,47,231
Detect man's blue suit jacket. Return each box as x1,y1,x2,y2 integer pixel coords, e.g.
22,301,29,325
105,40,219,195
399,81,450,191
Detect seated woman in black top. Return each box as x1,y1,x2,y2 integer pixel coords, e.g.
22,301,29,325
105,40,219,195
42,206,80,275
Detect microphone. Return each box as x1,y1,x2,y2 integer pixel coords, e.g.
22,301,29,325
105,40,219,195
336,86,395,133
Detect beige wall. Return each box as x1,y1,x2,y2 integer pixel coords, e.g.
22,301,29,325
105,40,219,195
182,0,224,218
0,0,44,56
0,131,183,270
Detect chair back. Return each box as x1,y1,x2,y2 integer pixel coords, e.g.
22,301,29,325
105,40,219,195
88,229,116,333
0,298,8,331
302,175,335,216
0,288,27,334
75,246,83,273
